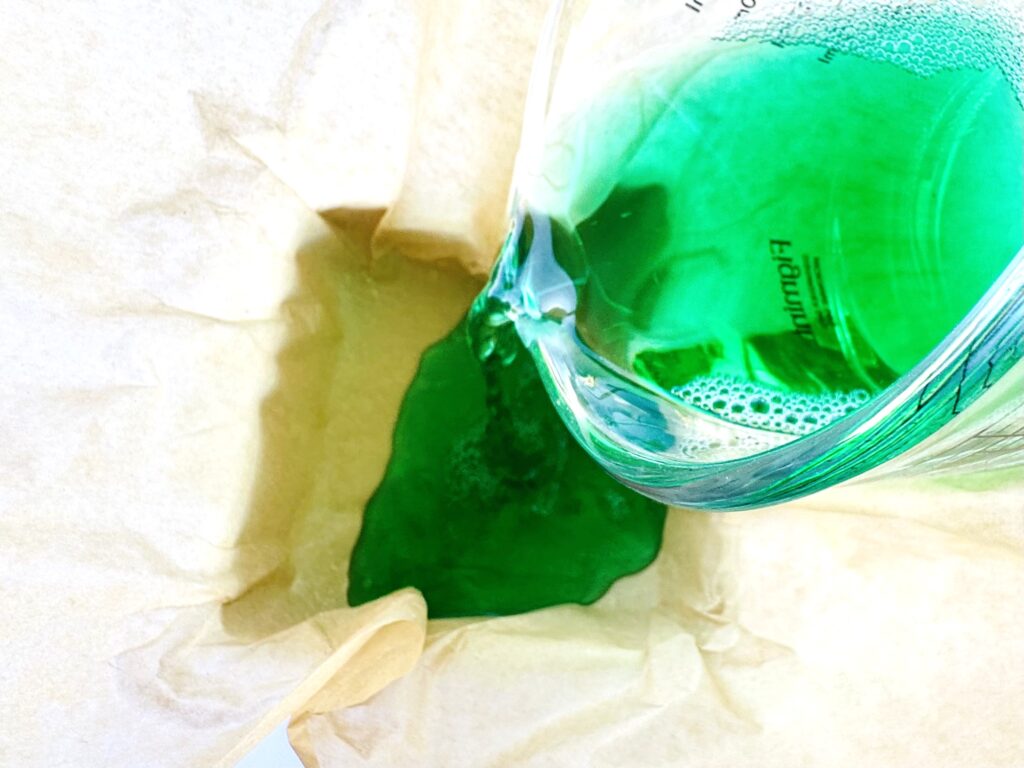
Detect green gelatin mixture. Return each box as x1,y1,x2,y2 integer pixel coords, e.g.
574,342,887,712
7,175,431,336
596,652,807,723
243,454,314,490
347,318,666,618
349,39,1023,610
522,41,1023,436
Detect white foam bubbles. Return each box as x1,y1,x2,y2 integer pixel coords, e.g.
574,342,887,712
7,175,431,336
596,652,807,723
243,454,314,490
722,0,1024,104
671,374,871,435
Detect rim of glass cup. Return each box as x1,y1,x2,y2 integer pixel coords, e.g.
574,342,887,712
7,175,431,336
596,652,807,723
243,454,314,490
498,0,1024,509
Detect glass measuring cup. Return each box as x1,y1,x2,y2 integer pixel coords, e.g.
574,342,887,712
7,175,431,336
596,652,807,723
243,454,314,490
471,0,1024,509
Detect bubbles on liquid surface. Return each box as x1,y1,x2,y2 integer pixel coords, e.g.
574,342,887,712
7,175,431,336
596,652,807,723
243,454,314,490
671,376,870,436
724,0,1023,103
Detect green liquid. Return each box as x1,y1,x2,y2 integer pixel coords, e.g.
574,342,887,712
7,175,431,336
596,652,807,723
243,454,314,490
349,41,1024,608
515,42,1023,435
348,317,665,618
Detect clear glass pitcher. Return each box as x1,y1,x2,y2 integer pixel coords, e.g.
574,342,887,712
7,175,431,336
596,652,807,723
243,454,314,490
472,0,1024,509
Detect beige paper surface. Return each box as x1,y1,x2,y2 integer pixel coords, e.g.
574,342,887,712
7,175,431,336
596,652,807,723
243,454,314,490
303,480,1024,767
0,1,484,765
2,1,1022,767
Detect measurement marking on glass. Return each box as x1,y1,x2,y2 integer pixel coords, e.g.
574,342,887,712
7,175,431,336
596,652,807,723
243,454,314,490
686,0,704,13
735,0,757,17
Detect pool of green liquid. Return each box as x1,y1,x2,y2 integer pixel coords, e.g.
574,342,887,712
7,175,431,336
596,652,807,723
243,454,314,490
514,41,1023,436
347,317,666,618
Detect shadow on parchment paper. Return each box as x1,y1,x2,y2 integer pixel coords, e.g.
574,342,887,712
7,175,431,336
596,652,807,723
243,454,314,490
220,209,481,640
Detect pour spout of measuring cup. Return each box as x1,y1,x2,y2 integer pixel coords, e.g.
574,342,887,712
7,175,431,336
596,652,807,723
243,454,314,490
470,209,583,365
468,216,527,366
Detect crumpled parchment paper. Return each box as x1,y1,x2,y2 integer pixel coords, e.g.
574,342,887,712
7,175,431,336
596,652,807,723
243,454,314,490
1,1,1021,766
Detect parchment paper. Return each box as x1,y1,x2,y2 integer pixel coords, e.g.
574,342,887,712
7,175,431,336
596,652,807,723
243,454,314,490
1,1,1021,766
